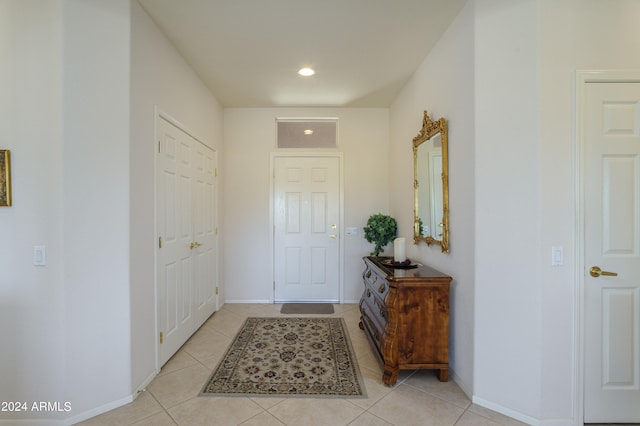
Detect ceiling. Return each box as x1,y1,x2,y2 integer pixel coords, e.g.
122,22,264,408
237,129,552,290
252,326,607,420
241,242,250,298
137,0,467,108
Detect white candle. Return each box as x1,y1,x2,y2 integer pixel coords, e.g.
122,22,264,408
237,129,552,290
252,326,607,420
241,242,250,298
393,237,406,262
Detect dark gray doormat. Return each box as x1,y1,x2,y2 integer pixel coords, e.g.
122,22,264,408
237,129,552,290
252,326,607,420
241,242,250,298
280,303,335,314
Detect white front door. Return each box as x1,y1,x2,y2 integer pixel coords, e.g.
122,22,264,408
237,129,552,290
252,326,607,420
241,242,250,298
273,155,341,302
583,80,640,422
156,116,218,367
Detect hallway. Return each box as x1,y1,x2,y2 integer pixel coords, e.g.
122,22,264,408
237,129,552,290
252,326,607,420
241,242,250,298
79,304,526,426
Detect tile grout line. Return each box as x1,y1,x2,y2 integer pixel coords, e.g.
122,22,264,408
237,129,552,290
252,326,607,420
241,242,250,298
142,388,178,426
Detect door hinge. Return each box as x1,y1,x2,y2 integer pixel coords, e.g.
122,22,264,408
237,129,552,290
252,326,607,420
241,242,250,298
215,227,218,236
159,332,163,344
215,168,218,177
159,237,162,248
215,287,219,295
158,140,161,153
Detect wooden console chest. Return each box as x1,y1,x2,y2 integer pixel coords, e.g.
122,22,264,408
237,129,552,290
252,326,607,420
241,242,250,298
359,256,452,386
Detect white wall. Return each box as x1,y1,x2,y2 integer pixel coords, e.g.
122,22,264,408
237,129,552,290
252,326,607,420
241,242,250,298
0,1,224,423
223,108,389,303
130,0,224,393
472,0,640,424
62,0,133,421
2,0,134,423
389,0,476,397
473,0,543,421
537,0,640,422
0,1,66,422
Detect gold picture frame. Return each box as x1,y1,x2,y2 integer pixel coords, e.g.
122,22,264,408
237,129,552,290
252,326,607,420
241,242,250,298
0,150,12,206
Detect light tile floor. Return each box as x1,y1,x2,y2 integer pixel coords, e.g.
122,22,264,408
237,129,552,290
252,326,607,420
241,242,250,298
78,303,528,426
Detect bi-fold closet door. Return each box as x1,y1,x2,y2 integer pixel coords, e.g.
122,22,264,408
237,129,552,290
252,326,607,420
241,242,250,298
156,115,218,367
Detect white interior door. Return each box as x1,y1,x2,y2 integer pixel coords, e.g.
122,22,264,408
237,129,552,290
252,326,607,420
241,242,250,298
156,116,218,367
273,155,341,302
192,141,218,326
584,81,640,422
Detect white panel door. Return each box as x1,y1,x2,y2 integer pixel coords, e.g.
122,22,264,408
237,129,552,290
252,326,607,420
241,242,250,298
274,156,341,302
156,116,218,367
192,142,218,326
157,117,195,366
584,82,640,422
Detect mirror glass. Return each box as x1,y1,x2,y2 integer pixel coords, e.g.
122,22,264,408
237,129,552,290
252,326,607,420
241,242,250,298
413,111,449,252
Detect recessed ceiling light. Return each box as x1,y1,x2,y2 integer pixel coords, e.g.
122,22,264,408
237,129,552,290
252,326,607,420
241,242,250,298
303,129,314,135
298,67,315,77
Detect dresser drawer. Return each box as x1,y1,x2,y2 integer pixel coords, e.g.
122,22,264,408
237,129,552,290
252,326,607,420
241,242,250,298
361,286,387,327
359,298,384,350
363,265,390,300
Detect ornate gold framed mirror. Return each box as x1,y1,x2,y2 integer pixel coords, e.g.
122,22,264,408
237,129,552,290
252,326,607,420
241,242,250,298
413,111,449,252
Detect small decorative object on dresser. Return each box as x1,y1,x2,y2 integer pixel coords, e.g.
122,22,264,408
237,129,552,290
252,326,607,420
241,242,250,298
359,256,452,386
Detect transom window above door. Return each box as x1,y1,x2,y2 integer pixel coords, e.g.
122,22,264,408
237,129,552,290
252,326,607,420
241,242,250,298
276,118,338,148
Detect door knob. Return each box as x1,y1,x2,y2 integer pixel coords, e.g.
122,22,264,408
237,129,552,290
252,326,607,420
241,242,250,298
190,241,202,250
329,234,337,239
589,266,618,278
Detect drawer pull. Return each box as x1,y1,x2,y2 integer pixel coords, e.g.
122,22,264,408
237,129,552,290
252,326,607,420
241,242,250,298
378,283,386,293
367,289,371,298
366,270,372,278
374,299,387,319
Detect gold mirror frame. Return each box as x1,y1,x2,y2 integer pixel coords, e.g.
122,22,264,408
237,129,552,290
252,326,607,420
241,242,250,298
413,111,449,252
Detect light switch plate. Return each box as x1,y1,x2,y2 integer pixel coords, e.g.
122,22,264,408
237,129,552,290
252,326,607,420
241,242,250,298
551,246,563,266
345,227,358,236
34,245,46,266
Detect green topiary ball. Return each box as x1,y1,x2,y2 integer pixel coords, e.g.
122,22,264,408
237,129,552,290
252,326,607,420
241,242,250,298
363,214,398,256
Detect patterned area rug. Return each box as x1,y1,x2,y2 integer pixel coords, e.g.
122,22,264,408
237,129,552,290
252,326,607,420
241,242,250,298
200,317,366,398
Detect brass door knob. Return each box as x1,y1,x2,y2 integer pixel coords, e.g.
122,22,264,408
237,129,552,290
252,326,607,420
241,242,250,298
589,266,618,278
190,241,202,250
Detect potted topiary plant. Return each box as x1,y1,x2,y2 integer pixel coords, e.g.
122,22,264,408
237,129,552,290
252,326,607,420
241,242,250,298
363,213,398,256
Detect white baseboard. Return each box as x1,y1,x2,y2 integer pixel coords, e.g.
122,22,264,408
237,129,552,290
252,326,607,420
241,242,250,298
0,420,65,425
64,394,133,426
450,369,472,400
471,396,575,426
472,396,538,425
537,420,576,426
224,299,272,304
135,369,158,395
